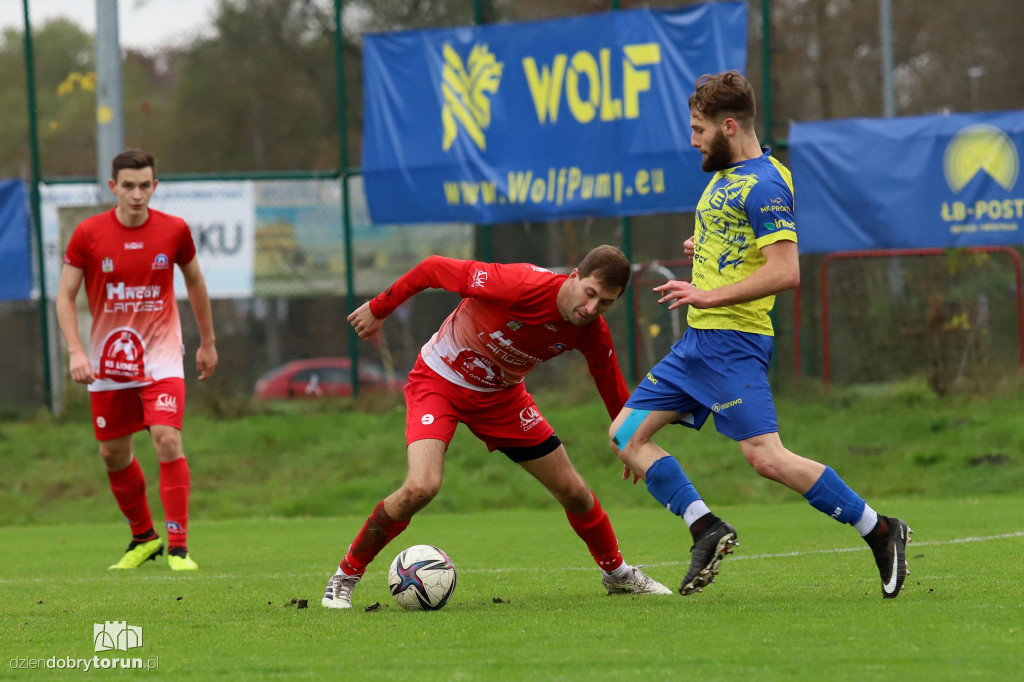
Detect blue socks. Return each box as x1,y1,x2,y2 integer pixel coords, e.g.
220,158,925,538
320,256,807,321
646,456,704,518
803,466,866,525
648,458,871,532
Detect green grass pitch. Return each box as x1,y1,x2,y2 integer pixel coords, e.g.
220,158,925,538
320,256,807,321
2,497,1021,680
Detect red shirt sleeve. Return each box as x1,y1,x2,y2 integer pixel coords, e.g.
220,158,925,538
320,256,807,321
369,255,474,318
578,318,631,419
175,220,197,265
64,223,89,268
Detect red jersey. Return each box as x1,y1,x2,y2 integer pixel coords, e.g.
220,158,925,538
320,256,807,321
371,256,630,418
64,208,196,392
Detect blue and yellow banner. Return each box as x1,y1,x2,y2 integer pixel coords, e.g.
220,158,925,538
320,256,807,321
362,3,748,224
790,111,1024,253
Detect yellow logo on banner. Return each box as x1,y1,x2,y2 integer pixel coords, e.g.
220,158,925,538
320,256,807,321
944,124,1019,192
441,43,504,152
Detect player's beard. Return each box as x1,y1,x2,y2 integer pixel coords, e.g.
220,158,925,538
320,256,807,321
701,128,733,172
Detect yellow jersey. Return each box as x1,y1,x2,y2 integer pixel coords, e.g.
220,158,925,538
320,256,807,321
687,148,796,335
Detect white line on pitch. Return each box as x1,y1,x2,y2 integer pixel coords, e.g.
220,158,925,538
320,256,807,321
0,531,1021,584
474,529,1024,573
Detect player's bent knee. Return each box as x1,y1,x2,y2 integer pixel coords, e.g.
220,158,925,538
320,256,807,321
100,450,133,471
747,455,775,479
741,444,786,481
151,431,183,459
556,483,592,513
401,480,441,506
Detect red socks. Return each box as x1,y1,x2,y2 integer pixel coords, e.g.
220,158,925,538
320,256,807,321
107,457,191,550
340,495,624,575
107,458,154,538
159,457,191,550
341,500,411,575
565,493,624,571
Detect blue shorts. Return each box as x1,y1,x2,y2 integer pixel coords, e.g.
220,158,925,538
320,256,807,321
625,327,778,441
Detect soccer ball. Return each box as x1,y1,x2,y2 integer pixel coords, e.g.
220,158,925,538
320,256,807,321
388,544,457,611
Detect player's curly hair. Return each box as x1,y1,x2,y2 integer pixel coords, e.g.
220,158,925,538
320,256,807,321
112,149,156,180
688,70,756,129
577,245,631,297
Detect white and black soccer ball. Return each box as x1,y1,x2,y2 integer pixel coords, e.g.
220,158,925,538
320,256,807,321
388,544,457,611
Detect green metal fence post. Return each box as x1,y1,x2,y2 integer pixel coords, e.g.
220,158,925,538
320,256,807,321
472,0,493,261
761,0,773,148
334,0,360,396
608,0,638,384
22,0,53,411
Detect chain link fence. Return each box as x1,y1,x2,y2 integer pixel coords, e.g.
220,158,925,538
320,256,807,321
2,1,1022,416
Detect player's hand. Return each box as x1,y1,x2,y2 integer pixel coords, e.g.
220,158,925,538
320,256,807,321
683,236,695,258
653,280,711,310
196,343,218,380
621,463,641,485
68,349,95,384
348,301,385,339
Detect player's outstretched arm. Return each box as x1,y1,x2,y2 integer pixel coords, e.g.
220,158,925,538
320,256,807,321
348,301,385,340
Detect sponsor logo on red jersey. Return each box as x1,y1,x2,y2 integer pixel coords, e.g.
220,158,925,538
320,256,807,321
98,328,146,382
452,348,502,388
103,282,164,313
470,269,488,288
125,242,144,250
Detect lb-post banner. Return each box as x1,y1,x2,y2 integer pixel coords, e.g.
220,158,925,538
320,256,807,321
790,110,1024,254
0,179,31,302
363,3,748,224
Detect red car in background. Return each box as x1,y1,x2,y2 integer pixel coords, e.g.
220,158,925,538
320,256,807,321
253,357,404,400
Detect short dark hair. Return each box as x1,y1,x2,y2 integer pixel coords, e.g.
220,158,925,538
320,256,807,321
577,245,631,295
111,149,156,181
688,70,756,129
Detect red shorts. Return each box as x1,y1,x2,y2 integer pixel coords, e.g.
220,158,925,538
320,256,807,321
404,356,555,455
89,378,186,441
